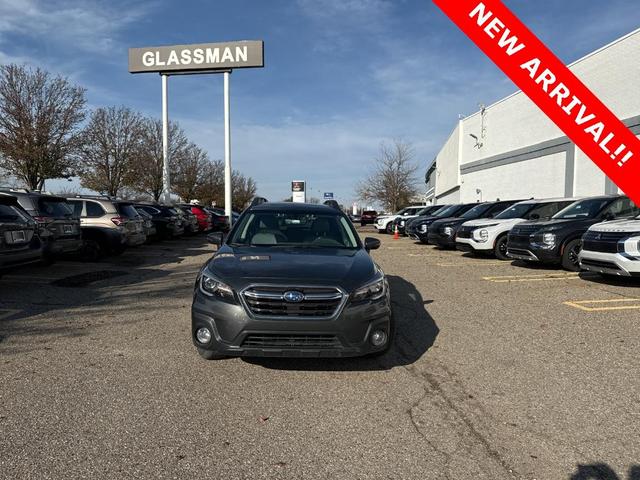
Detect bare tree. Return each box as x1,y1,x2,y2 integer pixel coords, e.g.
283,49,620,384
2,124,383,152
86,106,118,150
128,118,189,201
0,64,86,190
172,143,209,202
198,158,225,207
78,106,144,197
232,171,257,211
356,140,419,212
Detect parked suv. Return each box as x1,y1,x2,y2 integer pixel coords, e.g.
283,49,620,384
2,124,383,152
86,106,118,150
579,214,640,277
394,205,443,235
67,196,144,259
0,194,43,276
507,195,640,271
360,210,378,226
375,206,425,234
410,204,477,243
180,204,212,232
428,200,520,249
456,198,576,259
134,203,184,239
1,189,81,261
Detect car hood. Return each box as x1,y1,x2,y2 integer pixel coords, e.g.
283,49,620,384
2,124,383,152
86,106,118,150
589,218,640,233
430,217,465,229
516,218,590,231
205,246,377,292
462,218,525,228
412,215,443,225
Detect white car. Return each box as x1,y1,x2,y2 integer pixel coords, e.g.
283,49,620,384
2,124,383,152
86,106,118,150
455,198,577,259
579,216,640,277
375,206,425,234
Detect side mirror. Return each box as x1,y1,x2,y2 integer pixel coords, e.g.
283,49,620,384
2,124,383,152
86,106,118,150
364,237,381,251
207,232,224,247
529,213,540,220
602,212,615,221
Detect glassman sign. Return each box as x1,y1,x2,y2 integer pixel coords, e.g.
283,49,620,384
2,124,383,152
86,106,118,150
128,40,264,73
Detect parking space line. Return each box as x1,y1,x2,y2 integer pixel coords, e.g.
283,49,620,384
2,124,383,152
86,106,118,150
437,261,507,267
483,272,581,283
564,298,640,312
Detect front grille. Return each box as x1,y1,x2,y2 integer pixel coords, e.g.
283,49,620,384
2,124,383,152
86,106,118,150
242,334,341,349
509,224,541,242
580,258,622,271
582,231,638,254
242,286,344,318
456,226,474,239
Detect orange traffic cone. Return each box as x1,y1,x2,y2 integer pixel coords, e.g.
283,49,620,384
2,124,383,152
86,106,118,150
393,225,400,240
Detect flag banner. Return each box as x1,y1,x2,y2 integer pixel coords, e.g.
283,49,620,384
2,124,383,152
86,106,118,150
433,0,640,205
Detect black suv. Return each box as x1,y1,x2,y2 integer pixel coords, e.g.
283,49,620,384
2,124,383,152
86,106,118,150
134,204,185,239
0,189,81,261
411,204,480,243
192,203,392,360
507,195,640,271
428,200,520,248
0,194,43,276
394,205,444,235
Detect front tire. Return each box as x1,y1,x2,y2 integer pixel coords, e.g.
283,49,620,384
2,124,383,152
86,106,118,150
562,239,582,272
493,234,510,260
197,348,227,360
385,223,394,234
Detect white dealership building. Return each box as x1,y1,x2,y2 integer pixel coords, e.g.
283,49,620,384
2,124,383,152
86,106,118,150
429,28,640,204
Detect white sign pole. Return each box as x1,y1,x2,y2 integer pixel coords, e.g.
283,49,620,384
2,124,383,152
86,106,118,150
161,74,171,204
224,71,232,227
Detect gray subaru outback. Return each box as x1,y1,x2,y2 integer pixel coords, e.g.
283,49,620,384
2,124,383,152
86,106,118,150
191,202,393,360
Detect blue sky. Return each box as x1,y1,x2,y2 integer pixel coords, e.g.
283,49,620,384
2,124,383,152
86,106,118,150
1,0,638,206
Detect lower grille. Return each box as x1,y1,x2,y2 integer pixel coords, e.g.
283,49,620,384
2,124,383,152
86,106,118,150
580,258,622,271
242,334,341,349
242,286,344,318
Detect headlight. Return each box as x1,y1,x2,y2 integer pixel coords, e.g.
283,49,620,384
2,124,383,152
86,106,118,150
443,226,454,236
621,236,640,257
542,232,556,246
477,229,489,242
352,277,386,302
400,220,405,227
199,271,234,299
419,224,428,233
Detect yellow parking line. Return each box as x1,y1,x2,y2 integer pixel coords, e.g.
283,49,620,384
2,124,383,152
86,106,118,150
483,272,581,283
564,298,640,312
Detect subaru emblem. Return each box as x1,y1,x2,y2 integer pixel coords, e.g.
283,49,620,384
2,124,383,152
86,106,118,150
283,290,305,303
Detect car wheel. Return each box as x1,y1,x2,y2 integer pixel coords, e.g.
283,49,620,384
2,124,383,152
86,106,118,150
360,222,366,227
81,239,105,262
562,239,582,272
385,223,394,234
111,245,126,256
493,234,510,260
197,348,227,360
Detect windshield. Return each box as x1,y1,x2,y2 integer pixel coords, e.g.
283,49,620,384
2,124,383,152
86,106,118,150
432,205,458,217
0,204,29,223
553,198,610,219
495,203,536,220
117,203,141,218
461,203,492,219
38,198,73,217
228,211,359,249
417,206,439,216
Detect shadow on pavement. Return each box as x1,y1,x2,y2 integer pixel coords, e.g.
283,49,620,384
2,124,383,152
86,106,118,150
244,274,439,372
577,272,640,288
570,463,640,480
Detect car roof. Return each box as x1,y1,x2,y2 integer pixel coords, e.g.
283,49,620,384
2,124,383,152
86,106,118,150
0,192,19,205
250,202,342,214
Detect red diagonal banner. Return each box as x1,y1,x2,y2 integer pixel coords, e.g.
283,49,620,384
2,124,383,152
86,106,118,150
432,0,640,206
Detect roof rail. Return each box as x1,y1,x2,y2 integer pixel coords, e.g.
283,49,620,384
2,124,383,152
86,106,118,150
73,194,115,200
0,187,30,193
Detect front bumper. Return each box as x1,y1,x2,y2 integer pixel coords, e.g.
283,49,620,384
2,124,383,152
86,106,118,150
192,291,392,358
506,240,559,263
579,250,640,277
455,236,491,253
126,232,147,247
427,232,456,248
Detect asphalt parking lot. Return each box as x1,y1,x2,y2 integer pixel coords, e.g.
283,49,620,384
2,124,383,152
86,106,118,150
1,229,639,480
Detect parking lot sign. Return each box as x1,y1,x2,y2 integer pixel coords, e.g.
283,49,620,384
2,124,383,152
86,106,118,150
324,192,334,199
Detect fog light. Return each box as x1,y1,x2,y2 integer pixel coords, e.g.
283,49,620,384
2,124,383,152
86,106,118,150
370,330,387,347
196,327,212,344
